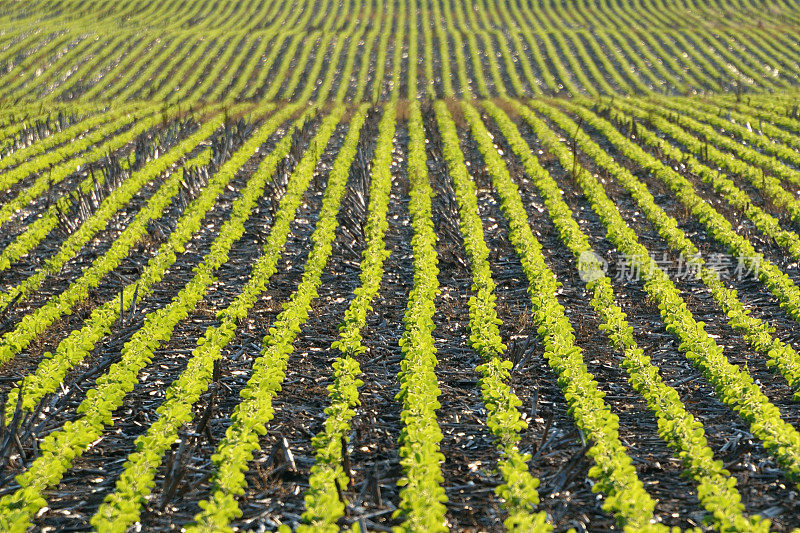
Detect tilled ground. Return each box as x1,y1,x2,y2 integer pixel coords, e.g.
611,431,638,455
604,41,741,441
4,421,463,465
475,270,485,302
1,100,800,533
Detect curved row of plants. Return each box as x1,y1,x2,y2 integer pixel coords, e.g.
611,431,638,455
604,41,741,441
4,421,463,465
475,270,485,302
438,101,551,531
527,99,800,486
439,101,659,529
185,104,378,532
297,103,397,532
617,97,800,229
92,104,369,532
630,97,800,193
1,103,296,416
493,98,767,531
0,106,324,531
597,98,800,263
8,0,800,103
0,102,154,203
0,104,224,309
663,95,800,155
0,102,135,173
0,106,174,243
556,97,800,398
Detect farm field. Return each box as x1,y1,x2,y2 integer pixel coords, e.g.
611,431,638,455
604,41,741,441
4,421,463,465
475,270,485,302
2,1,800,532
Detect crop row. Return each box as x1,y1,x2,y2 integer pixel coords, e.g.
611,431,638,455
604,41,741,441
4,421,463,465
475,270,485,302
183,106,354,531
4,0,800,103
90,104,364,532
0,105,222,313
4,93,800,530
436,102,550,531
528,98,800,487
498,99,768,530
557,97,800,397
299,103,395,531
0,104,314,530
0,103,299,419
